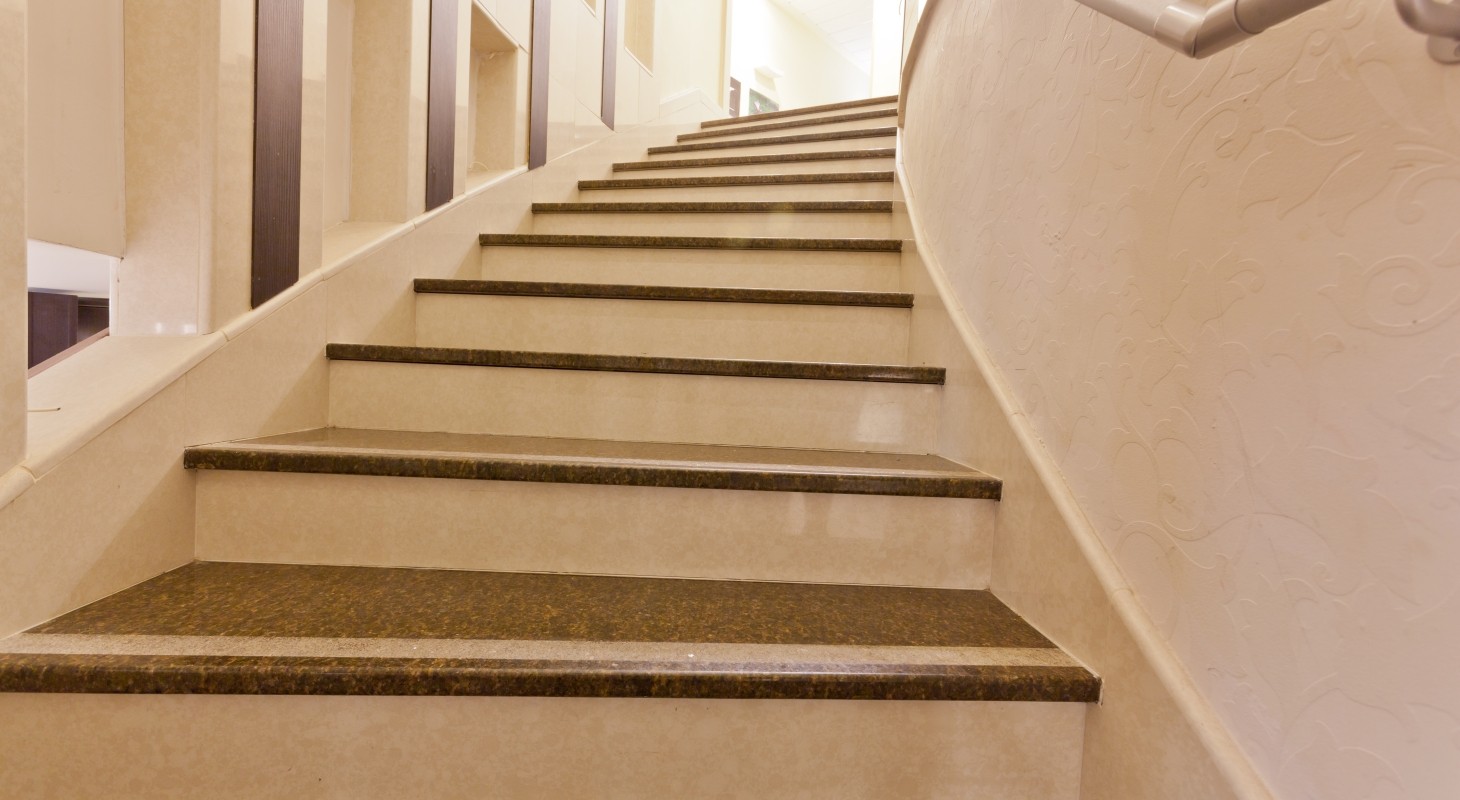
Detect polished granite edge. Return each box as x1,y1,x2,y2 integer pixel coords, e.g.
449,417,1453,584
700,94,897,128
579,172,895,189
413,280,915,308
184,447,1000,499
530,201,894,214
0,653,1099,701
678,108,899,142
647,127,898,156
477,234,903,252
326,344,947,385
612,148,896,171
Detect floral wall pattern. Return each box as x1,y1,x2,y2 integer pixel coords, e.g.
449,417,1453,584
903,1,1460,797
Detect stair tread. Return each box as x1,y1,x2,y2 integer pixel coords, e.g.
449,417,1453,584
613,148,895,172
701,95,897,128
678,108,898,142
414,279,913,307
648,127,897,156
185,427,998,498
531,200,893,214
478,233,902,252
327,344,944,384
579,172,894,189
0,562,1098,700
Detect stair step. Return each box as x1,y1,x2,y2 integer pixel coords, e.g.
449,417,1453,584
327,344,940,383
702,95,897,128
677,108,898,142
613,147,895,175
579,172,894,190
326,346,942,452
532,201,893,214
0,562,1097,701
415,279,911,307
189,429,999,586
647,127,897,157
479,233,901,253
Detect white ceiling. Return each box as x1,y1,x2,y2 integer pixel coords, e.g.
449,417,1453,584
772,0,875,74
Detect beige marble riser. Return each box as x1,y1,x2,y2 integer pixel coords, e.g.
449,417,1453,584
414,292,912,363
701,96,898,129
195,471,993,589
529,211,894,238
677,112,900,142
642,134,897,160
0,694,1085,798
479,245,903,293
576,181,895,203
613,155,895,178
327,360,943,453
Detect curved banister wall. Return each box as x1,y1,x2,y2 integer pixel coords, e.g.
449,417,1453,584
899,1,1460,799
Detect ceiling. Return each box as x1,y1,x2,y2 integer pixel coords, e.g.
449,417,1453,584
772,0,875,74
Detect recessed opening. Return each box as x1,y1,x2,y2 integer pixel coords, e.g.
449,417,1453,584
625,0,655,72
467,4,529,186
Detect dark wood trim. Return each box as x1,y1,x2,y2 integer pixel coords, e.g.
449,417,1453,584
251,0,305,308
601,0,618,130
26,291,78,369
529,0,551,169
426,0,459,210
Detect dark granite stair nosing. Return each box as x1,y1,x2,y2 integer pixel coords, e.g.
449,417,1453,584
530,201,893,215
477,234,902,253
678,108,898,142
648,127,898,156
612,148,895,172
413,279,914,308
700,95,898,129
579,172,894,190
0,654,1098,700
326,344,945,385
185,445,998,499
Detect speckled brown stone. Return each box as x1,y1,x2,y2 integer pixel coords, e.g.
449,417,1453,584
677,108,898,142
477,233,902,252
578,172,894,190
184,428,1001,499
647,127,897,156
326,344,945,384
413,279,914,308
0,563,1098,699
612,148,895,172
700,95,897,129
530,201,893,214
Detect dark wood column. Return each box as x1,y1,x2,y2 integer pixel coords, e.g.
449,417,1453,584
426,0,459,210
251,0,305,308
601,0,618,130
529,0,551,169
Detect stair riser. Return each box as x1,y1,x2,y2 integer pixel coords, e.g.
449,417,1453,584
616,157,894,177
683,115,899,141
414,294,911,363
196,471,993,588
480,246,902,292
531,212,893,238
328,361,941,452
707,101,898,130
645,136,897,159
0,694,1085,799
578,182,895,202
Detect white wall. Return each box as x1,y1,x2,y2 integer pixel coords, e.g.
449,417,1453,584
25,0,126,259
655,0,728,110
728,0,868,112
902,2,1460,799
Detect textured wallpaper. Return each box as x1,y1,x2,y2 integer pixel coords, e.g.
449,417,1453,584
902,1,1460,797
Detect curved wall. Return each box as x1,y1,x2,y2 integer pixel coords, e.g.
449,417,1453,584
902,1,1460,798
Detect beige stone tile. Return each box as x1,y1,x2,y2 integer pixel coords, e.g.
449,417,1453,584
414,293,911,363
613,156,896,178
0,694,1085,799
329,360,943,452
642,135,897,160
196,470,994,588
529,210,894,238
184,284,329,446
0,379,193,638
578,181,896,203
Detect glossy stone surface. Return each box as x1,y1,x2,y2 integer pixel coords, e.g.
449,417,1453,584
699,94,897,128
648,127,898,156
678,108,899,142
478,233,903,252
531,200,894,214
414,279,913,308
579,172,894,190
612,148,895,172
